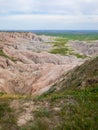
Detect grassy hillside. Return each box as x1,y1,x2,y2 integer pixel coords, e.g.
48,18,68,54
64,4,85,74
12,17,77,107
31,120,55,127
0,88,97,130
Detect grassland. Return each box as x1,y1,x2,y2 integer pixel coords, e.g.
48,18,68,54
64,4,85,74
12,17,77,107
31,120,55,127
0,86,97,130
36,30,98,41
49,37,73,55
33,86,98,130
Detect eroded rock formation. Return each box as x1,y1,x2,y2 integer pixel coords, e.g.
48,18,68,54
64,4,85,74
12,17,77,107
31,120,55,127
0,32,84,95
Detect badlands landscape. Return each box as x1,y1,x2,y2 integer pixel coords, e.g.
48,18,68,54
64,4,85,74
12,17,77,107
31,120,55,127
0,31,98,130
0,32,85,95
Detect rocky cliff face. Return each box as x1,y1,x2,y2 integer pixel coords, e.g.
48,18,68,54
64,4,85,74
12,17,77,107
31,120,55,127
0,32,84,95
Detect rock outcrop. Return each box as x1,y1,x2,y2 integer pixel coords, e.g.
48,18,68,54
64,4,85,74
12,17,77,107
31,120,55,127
69,40,98,56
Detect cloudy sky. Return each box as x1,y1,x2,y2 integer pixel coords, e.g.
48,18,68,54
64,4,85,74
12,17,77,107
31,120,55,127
0,0,98,30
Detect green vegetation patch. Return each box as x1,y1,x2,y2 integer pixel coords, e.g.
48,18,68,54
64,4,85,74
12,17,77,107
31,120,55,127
0,49,17,62
33,86,98,130
0,49,9,58
0,100,19,130
0,86,98,130
34,108,50,118
37,31,98,41
50,47,71,55
49,37,73,56
74,53,87,59
21,118,49,130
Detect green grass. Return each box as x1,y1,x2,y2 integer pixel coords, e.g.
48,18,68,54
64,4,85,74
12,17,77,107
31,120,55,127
34,108,50,118
33,86,98,130
49,37,73,56
37,32,98,41
21,118,49,130
60,33,98,41
50,47,72,55
0,87,98,130
0,100,19,130
73,53,87,59
0,49,9,58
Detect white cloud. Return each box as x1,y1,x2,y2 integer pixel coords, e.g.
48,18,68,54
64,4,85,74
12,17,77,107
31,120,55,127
0,0,98,15
0,14,98,30
5,14,98,23
0,0,98,29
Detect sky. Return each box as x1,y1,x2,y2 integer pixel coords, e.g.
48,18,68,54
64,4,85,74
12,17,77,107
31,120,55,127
0,0,98,30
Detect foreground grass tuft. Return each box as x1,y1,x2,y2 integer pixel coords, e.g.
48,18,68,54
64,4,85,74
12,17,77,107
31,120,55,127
0,100,19,130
